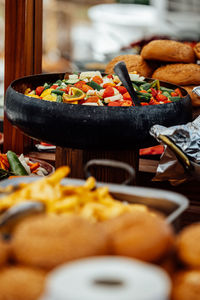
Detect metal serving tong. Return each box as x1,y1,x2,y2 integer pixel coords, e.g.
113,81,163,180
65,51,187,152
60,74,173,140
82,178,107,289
158,134,200,180
0,201,45,239
192,86,200,97
114,61,141,106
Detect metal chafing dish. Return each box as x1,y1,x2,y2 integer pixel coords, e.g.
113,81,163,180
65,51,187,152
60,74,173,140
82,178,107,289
0,176,189,227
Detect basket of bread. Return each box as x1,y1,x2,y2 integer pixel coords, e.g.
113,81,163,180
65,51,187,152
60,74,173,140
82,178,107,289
0,166,199,300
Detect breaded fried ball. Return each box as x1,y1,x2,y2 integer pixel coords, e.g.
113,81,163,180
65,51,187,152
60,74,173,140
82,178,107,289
152,63,200,85
176,223,200,268
103,210,174,262
141,40,195,63
194,42,200,60
0,266,46,300
182,86,200,107
0,238,8,266
105,54,153,77
171,270,200,300
12,215,108,269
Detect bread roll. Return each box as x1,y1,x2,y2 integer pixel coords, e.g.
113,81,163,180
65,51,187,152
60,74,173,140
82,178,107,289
12,215,108,270
105,54,153,77
171,270,200,300
103,210,174,262
141,40,195,63
194,42,200,60
152,64,200,85
0,266,46,300
176,223,200,268
182,85,200,107
0,240,8,266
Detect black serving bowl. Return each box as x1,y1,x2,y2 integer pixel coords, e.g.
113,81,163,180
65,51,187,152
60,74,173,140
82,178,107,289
5,72,192,150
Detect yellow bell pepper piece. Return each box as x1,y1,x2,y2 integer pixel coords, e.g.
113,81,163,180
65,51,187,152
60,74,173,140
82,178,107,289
40,88,53,98
24,88,31,95
28,95,40,99
42,94,57,101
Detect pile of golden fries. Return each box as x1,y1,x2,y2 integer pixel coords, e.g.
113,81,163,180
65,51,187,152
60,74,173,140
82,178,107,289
0,166,147,222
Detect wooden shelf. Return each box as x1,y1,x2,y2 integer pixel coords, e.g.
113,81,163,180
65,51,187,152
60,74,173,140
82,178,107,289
28,151,159,173
28,151,56,165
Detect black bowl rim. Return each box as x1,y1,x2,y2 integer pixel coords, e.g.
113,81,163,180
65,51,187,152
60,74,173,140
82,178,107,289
9,72,189,110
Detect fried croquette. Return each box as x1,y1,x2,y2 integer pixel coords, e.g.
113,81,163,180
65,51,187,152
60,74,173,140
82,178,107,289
105,54,153,77
182,85,200,107
194,42,200,60
12,215,108,269
141,40,195,63
171,270,200,300
152,63,200,85
176,223,200,268
102,210,174,262
0,266,46,300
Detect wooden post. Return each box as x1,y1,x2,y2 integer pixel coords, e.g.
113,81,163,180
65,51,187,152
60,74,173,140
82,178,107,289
4,0,42,154
56,147,139,185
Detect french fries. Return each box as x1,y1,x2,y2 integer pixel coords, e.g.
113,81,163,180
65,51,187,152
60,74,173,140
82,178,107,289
0,166,147,222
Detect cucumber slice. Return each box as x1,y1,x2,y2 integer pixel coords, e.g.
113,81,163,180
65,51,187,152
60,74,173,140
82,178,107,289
169,96,182,102
160,87,174,93
140,83,151,91
131,80,146,85
56,95,63,103
65,79,80,84
87,81,102,91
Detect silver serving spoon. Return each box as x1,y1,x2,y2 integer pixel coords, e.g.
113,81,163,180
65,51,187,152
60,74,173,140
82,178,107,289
192,86,200,97
114,61,141,106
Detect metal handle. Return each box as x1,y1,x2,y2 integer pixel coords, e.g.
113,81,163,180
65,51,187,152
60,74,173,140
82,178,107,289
0,201,45,239
158,135,194,174
192,86,200,97
84,159,135,185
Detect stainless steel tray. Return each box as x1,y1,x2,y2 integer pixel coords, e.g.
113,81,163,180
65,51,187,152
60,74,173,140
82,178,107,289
0,176,189,224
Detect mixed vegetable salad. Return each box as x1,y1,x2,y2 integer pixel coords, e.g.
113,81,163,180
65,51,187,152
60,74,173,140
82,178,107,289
24,71,183,106
0,151,48,180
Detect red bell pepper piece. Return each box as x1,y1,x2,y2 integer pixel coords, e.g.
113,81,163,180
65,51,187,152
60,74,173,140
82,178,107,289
40,142,54,146
116,86,127,95
82,85,94,93
103,86,115,98
120,100,133,106
150,88,157,98
92,76,103,85
50,84,58,89
103,83,116,88
171,92,178,97
83,96,99,103
149,97,159,105
74,81,86,89
175,88,183,97
156,94,168,102
30,162,40,172
123,92,131,100
140,102,149,106
108,100,122,106
36,86,45,96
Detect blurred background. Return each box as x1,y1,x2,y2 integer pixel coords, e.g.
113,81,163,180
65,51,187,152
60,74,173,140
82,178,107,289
0,0,200,120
